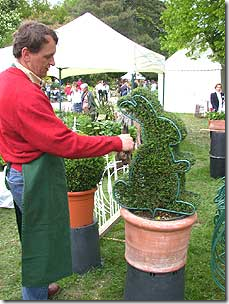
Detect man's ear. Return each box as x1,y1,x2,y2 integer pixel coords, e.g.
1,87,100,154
21,47,31,63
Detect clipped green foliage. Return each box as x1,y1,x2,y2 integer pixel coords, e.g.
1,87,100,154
114,88,195,215
62,113,137,192
64,156,106,192
206,111,225,120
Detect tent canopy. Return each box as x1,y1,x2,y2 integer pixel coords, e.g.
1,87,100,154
49,12,165,78
121,71,145,80
163,48,222,113
0,12,165,78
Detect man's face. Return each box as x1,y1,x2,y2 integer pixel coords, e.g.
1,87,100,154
215,85,222,93
21,35,56,78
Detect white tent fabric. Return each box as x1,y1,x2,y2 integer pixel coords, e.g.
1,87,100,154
50,12,165,78
121,71,145,80
0,12,165,103
0,13,165,77
0,45,14,72
163,49,222,113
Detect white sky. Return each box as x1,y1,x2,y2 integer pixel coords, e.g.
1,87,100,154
48,0,63,6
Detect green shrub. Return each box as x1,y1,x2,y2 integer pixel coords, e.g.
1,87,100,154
64,156,106,192
206,111,225,120
62,113,137,192
113,87,196,217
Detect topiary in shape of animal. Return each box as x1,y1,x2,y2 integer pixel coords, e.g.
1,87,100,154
113,94,195,217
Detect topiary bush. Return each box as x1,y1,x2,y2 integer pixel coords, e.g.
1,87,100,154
63,113,137,192
113,88,196,218
64,156,106,192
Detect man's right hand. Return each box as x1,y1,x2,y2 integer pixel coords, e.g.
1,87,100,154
118,134,134,152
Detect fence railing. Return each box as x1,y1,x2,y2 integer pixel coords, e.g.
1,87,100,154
94,155,128,237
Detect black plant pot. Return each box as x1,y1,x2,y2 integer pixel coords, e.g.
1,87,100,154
70,218,102,274
124,263,185,301
210,131,225,178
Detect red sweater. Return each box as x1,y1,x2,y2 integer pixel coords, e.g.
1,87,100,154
0,68,122,170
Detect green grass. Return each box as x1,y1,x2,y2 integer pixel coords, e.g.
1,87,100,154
0,114,225,300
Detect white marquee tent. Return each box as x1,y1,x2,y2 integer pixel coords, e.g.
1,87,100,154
51,12,165,77
0,12,165,102
163,49,222,113
121,71,145,80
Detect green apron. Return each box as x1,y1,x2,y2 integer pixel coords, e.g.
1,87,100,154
21,153,72,287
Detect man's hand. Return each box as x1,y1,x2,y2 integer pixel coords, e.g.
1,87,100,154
118,134,134,152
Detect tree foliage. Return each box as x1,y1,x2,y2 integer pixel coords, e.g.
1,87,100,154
61,0,166,55
160,0,225,64
0,0,24,47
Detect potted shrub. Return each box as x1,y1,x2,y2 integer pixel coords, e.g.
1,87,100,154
206,111,225,131
205,111,225,178
64,156,106,228
113,88,198,300
63,113,136,274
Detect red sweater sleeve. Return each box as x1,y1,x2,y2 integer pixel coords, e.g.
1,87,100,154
16,91,122,159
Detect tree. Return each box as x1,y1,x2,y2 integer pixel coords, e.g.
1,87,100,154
125,0,167,55
0,0,25,47
160,0,225,65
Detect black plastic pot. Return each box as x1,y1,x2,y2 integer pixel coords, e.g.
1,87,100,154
210,131,225,178
70,218,102,274
124,263,185,301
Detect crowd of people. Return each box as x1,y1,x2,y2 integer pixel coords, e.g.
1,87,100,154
44,77,158,110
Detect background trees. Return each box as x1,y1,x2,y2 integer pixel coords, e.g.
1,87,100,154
160,0,225,66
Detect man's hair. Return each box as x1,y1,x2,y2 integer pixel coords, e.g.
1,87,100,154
215,83,222,89
13,21,58,58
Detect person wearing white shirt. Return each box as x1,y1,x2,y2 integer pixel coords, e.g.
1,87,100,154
210,83,225,112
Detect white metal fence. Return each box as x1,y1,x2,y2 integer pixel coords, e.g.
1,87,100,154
94,155,128,237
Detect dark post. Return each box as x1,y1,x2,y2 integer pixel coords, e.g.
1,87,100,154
58,68,62,113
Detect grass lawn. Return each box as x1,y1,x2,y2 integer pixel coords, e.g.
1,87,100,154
0,114,225,300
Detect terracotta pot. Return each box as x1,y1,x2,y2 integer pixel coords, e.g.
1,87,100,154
68,188,96,228
208,120,225,131
121,208,197,273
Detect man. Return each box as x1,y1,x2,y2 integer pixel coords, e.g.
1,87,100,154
81,83,97,120
64,82,72,102
0,21,134,301
210,83,225,112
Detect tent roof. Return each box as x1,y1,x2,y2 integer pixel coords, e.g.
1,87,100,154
121,71,145,80
165,49,221,71
0,12,165,78
50,12,165,78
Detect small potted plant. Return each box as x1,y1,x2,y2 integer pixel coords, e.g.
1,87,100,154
64,156,106,228
113,87,198,300
206,111,225,131
63,113,136,274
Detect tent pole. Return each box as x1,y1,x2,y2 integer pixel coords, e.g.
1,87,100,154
162,72,165,108
131,73,135,90
58,68,62,112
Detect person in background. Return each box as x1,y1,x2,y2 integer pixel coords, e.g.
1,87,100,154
76,78,83,91
0,21,134,301
64,82,72,102
103,81,110,101
45,82,51,99
210,83,225,112
151,80,157,92
81,83,97,120
70,81,82,112
119,79,130,96
95,80,104,102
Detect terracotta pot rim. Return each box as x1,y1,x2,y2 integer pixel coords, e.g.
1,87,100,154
120,208,197,232
68,187,97,196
